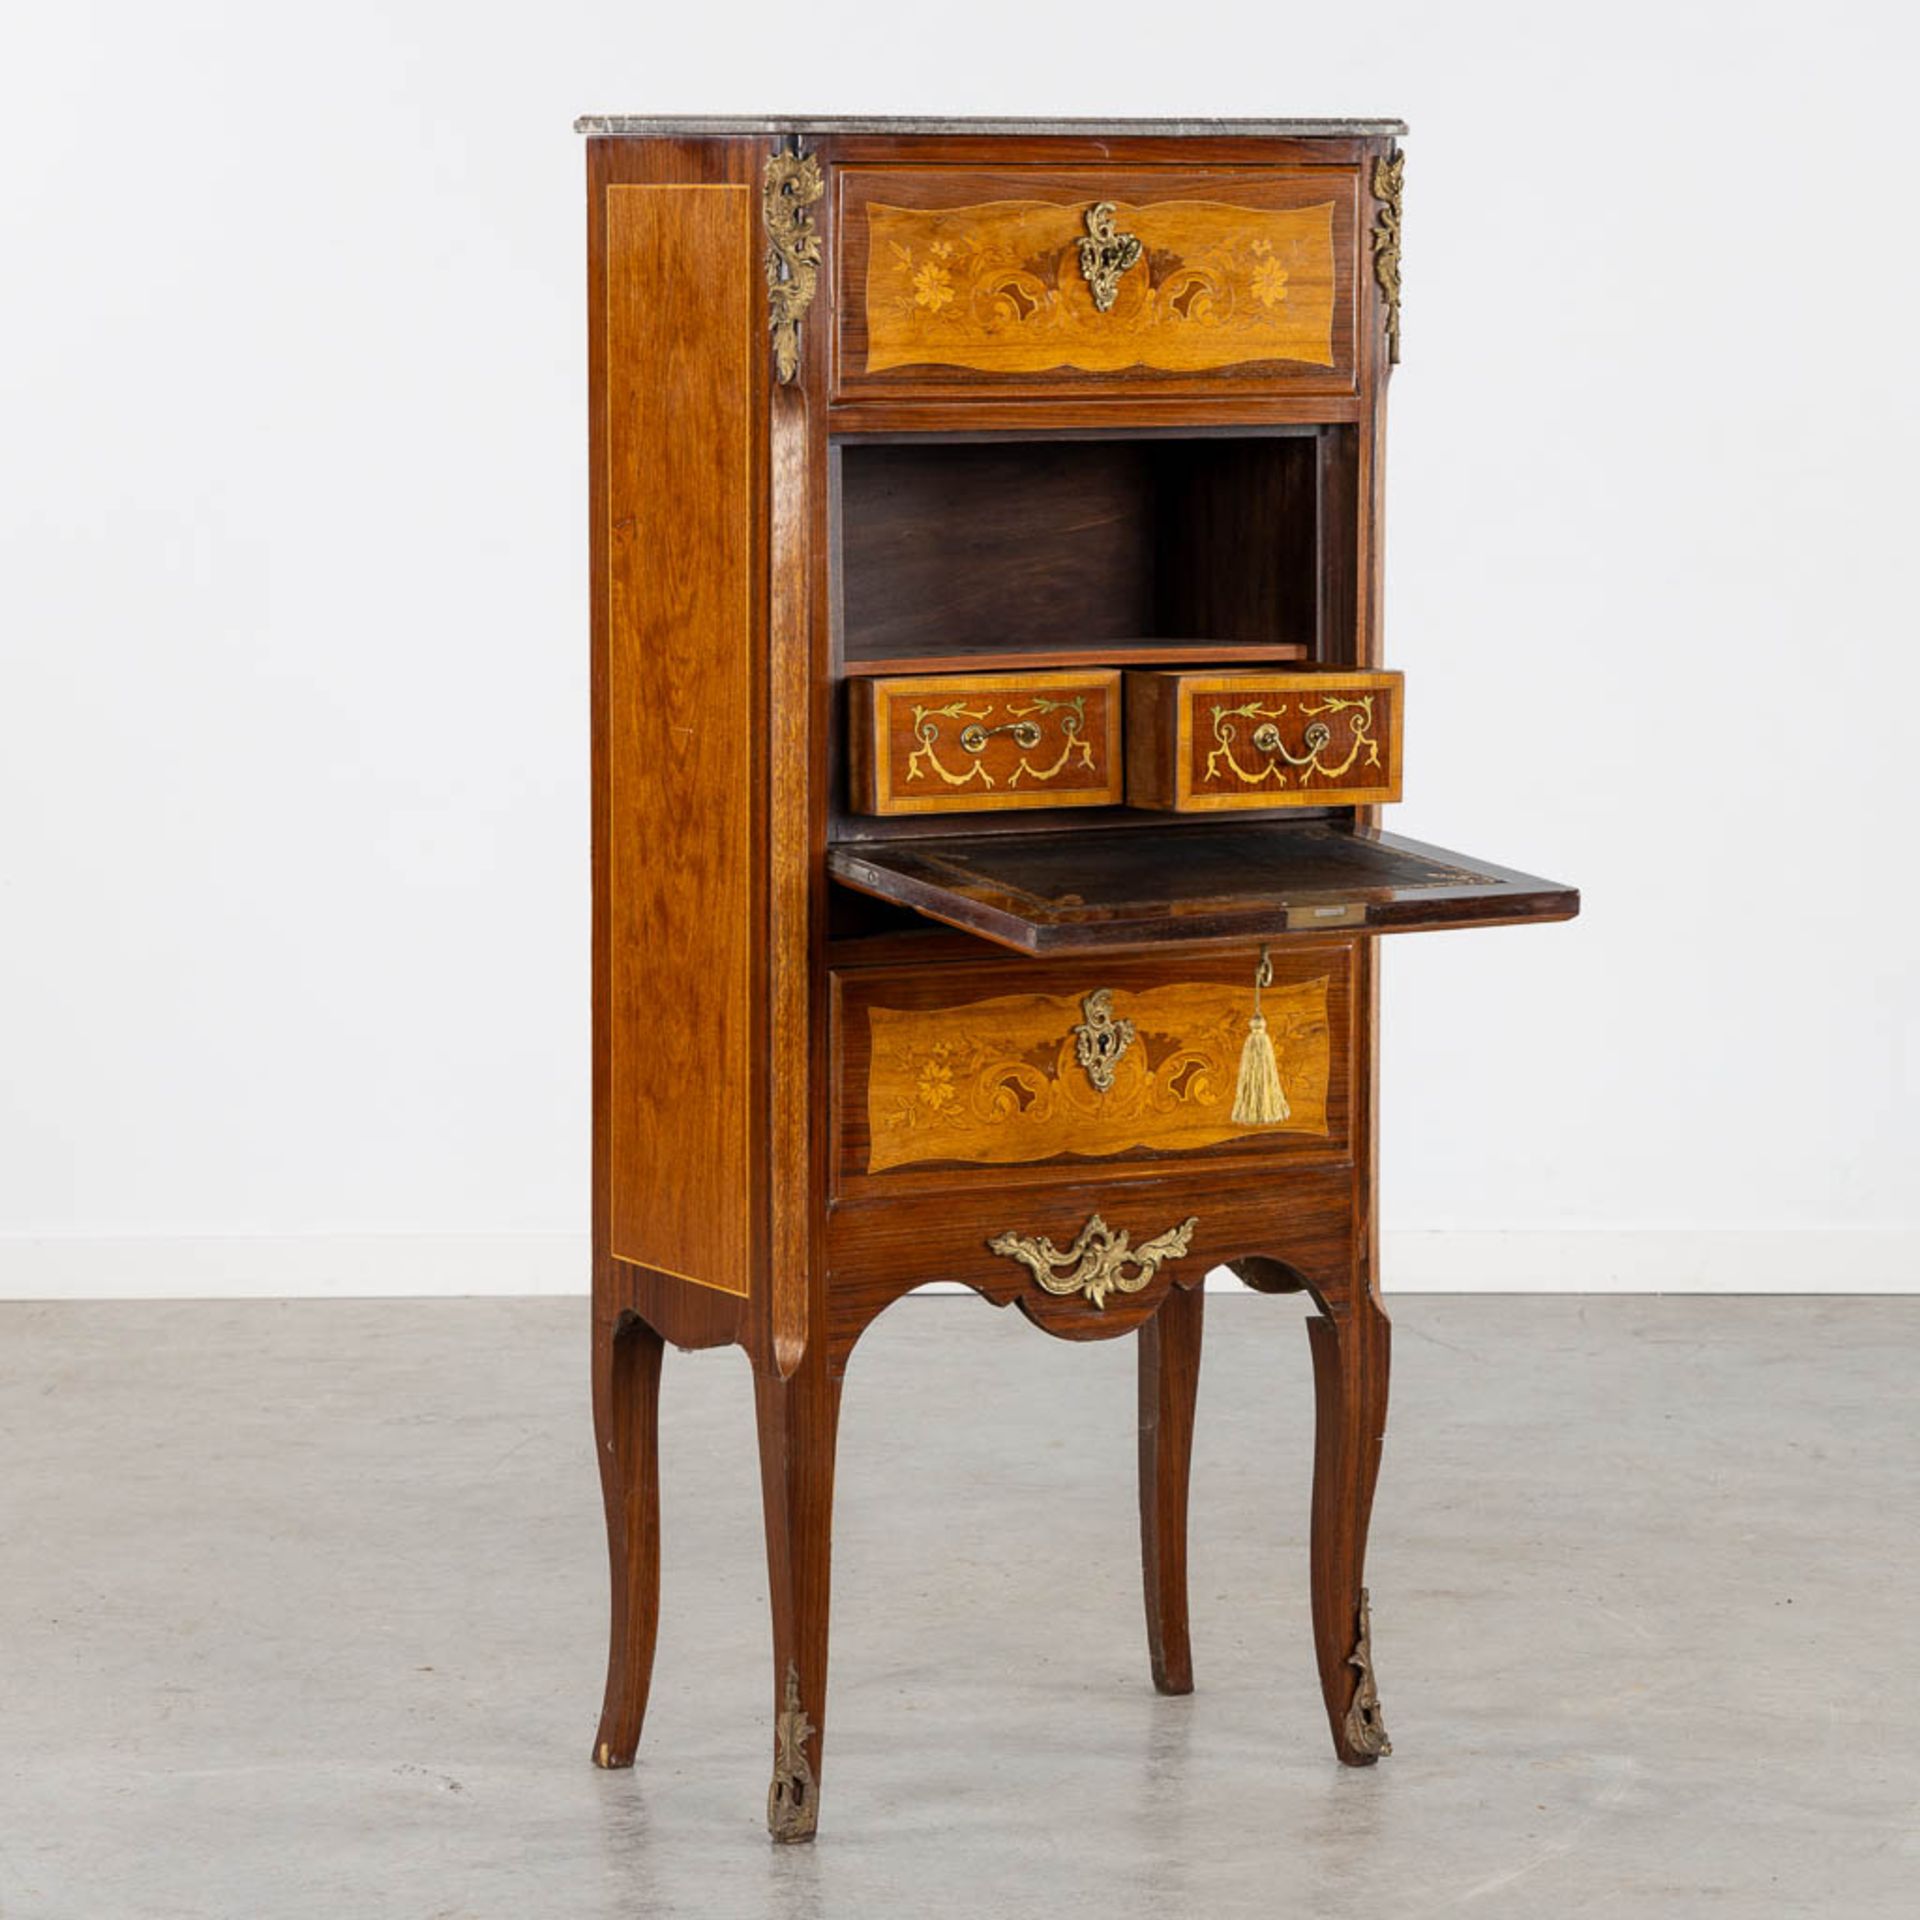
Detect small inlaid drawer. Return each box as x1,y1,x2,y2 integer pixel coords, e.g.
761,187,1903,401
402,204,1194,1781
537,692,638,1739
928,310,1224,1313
848,670,1122,816
1125,668,1403,811
835,168,1361,397
833,946,1351,1187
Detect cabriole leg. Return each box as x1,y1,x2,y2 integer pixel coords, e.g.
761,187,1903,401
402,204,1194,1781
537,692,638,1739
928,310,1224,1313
592,1309,665,1769
1137,1283,1204,1694
1307,1286,1393,1764
755,1345,843,1842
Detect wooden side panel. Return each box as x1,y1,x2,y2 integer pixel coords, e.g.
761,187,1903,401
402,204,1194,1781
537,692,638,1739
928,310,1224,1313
1127,669,1403,810
606,182,757,1296
848,670,1122,815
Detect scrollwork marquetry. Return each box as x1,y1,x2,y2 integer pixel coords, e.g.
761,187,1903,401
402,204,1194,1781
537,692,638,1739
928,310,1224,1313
988,1212,1198,1310
1205,693,1381,790
1370,150,1404,366
906,694,1093,791
764,149,824,384
856,671,1120,815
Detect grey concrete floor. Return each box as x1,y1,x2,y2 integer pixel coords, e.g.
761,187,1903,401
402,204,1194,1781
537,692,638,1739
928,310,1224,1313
1,1295,1915,1919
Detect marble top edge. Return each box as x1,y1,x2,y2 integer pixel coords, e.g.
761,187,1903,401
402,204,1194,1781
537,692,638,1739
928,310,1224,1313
574,114,1407,139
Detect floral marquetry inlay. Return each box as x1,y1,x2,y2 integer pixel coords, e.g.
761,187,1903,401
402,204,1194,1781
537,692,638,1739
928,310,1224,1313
863,978,1332,1173
863,197,1338,375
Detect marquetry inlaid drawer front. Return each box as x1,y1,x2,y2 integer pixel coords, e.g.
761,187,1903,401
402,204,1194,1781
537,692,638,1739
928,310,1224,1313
833,948,1351,1187
1126,669,1403,811
835,168,1361,397
848,670,1122,815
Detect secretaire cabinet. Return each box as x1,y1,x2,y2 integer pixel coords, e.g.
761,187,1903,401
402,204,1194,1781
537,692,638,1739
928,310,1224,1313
579,114,1577,1842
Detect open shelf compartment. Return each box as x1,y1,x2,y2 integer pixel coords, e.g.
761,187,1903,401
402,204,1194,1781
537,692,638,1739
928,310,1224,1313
835,430,1336,670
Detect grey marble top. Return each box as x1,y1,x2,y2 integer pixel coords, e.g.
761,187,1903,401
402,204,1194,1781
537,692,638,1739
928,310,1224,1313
574,114,1406,139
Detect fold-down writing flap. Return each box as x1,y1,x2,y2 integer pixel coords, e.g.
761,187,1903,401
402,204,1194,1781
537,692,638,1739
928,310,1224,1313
827,822,1579,956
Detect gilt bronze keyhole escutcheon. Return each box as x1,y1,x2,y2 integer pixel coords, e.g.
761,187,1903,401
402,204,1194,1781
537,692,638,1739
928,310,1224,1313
1076,202,1143,312
1072,987,1137,1092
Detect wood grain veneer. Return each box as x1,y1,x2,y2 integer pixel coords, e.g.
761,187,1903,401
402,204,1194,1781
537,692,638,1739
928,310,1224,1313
604,181,757,1298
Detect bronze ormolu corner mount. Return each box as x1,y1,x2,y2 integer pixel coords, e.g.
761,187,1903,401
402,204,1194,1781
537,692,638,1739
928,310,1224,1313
764,149,824,384
1369,151,1404,365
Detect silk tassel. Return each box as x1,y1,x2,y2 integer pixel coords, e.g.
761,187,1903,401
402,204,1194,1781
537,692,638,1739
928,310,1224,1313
1232,944,1290,1126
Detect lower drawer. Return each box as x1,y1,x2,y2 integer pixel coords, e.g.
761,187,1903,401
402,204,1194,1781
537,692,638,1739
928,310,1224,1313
832,945,1352,1191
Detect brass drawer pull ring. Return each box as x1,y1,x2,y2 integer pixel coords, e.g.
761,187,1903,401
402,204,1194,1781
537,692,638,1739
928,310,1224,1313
988,1212,1198,1310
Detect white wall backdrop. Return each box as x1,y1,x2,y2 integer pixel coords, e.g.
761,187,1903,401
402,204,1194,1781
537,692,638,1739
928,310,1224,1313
2,2,1914,1297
